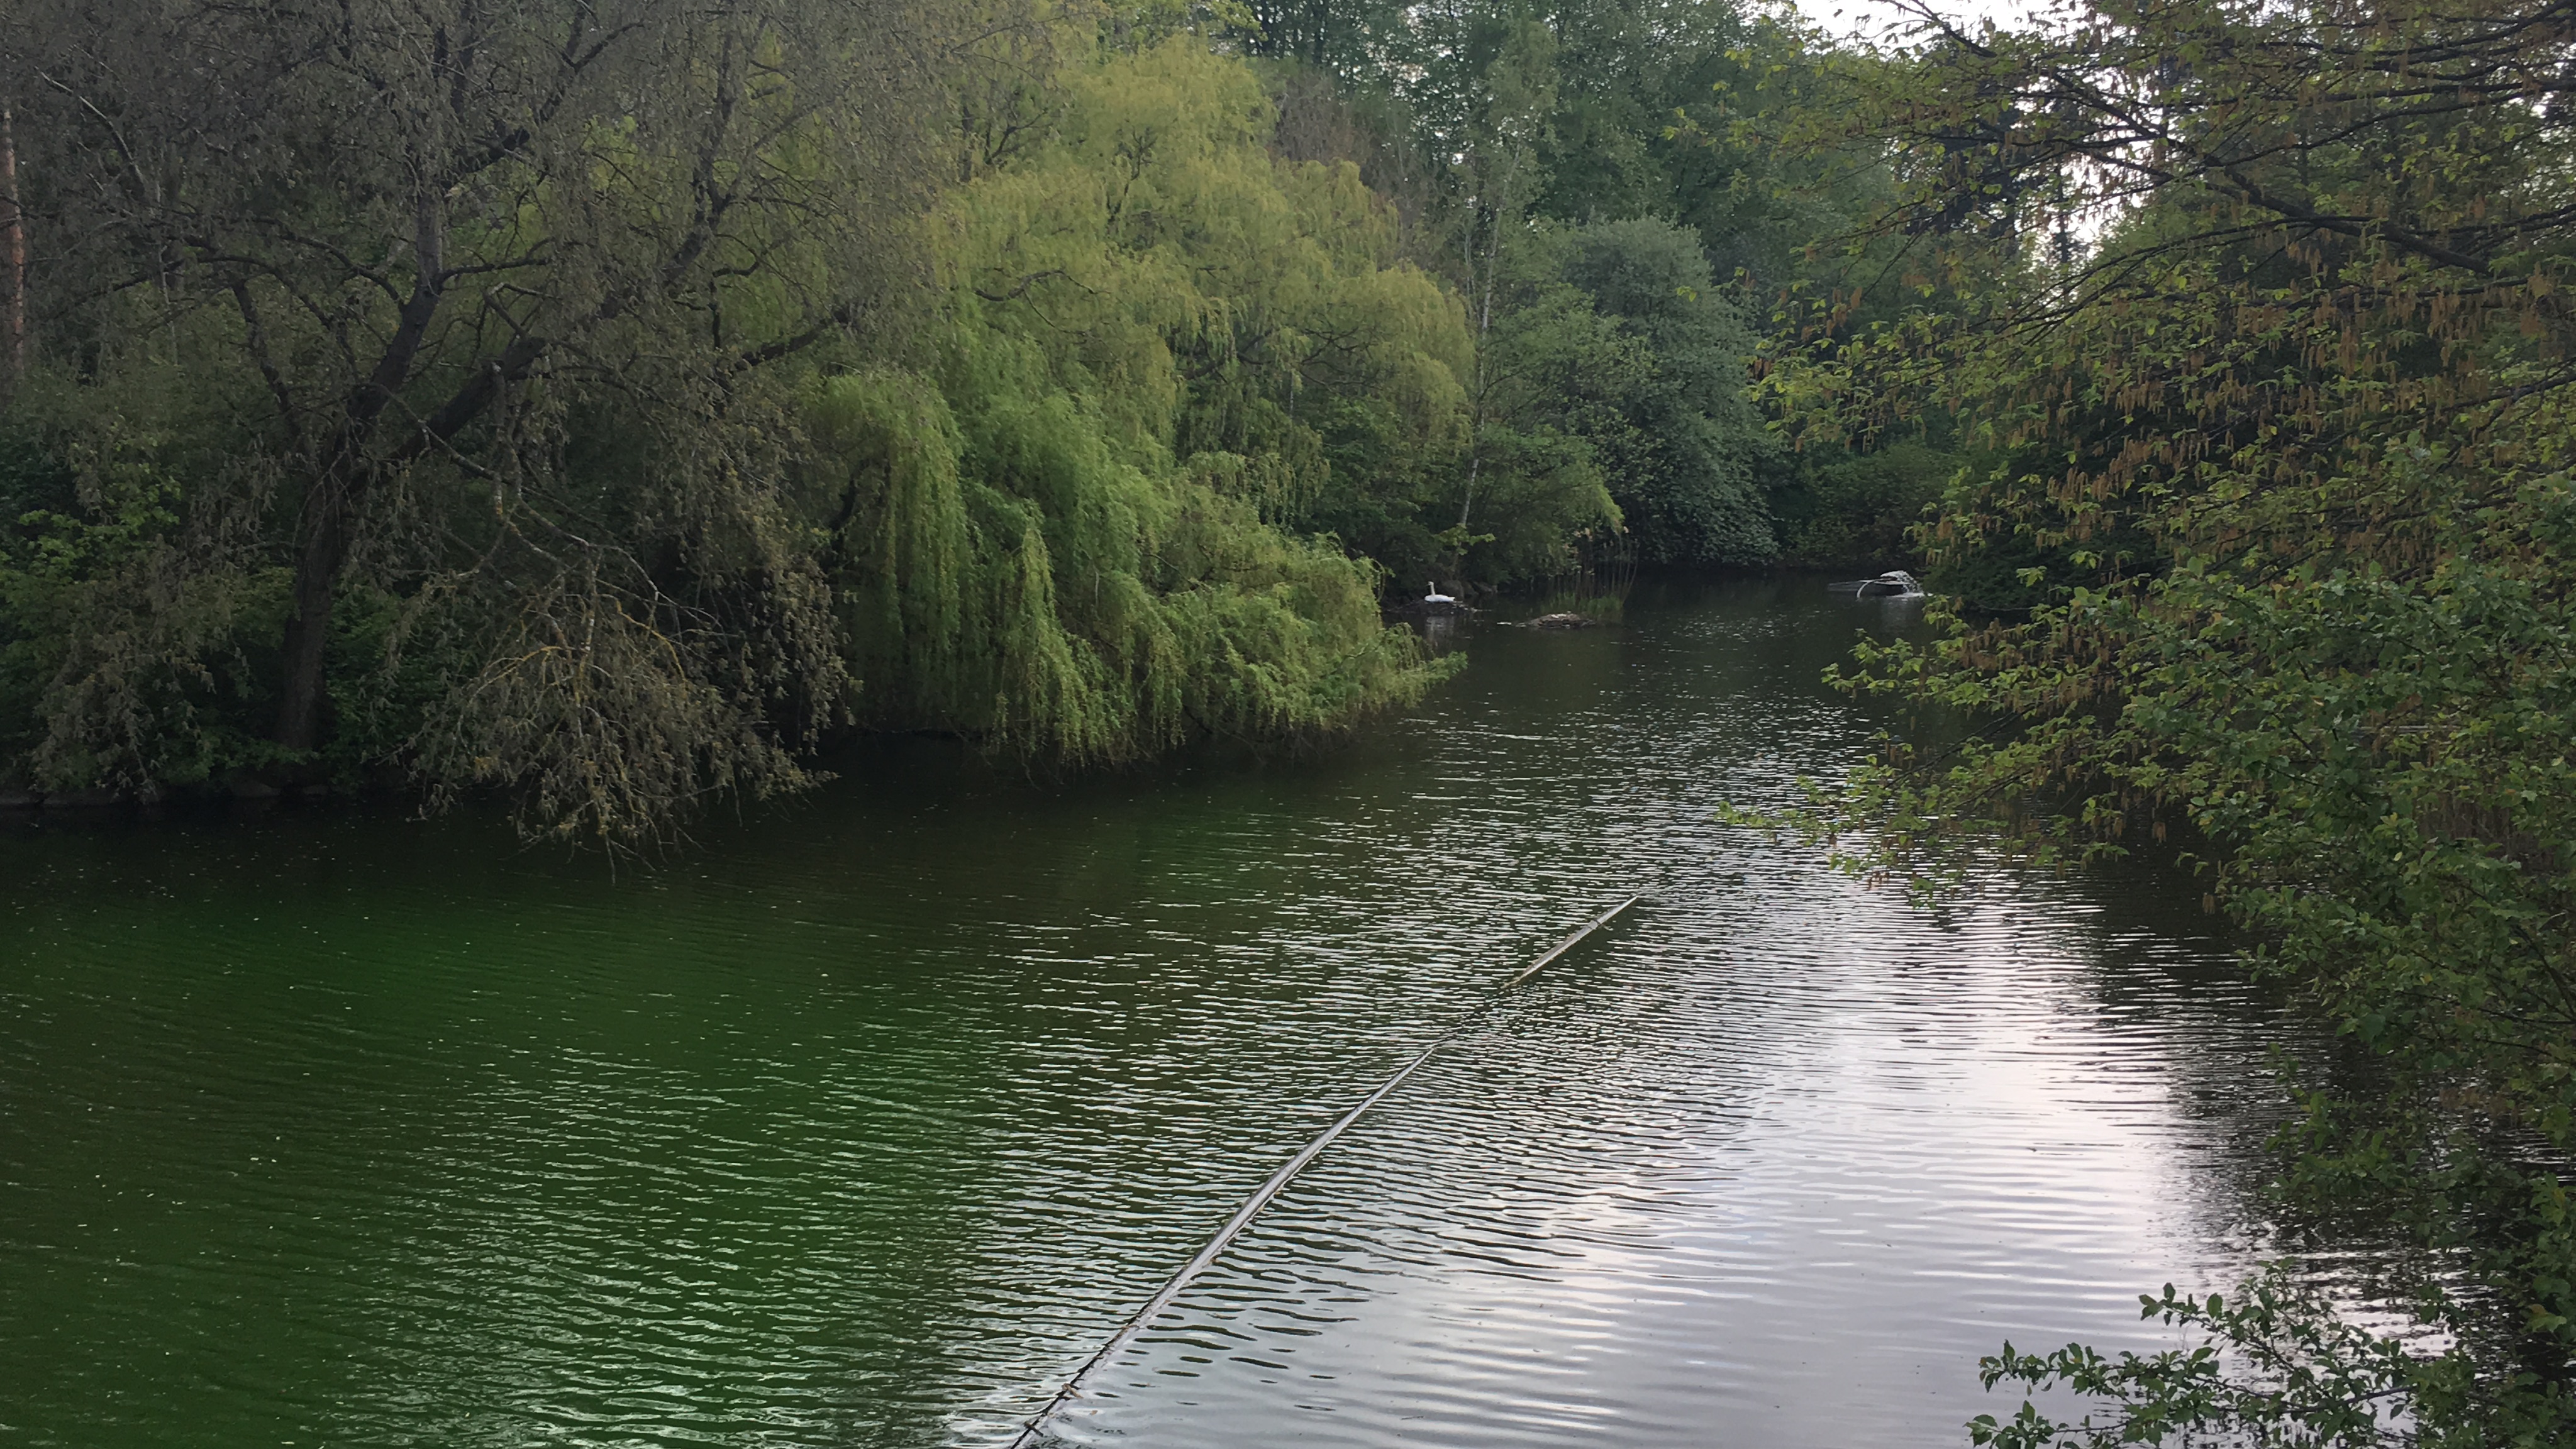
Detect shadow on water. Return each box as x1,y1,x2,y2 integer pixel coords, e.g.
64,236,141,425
0,574,2330,1449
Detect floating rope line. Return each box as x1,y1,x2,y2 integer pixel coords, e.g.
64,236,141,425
1008,894,1642,1447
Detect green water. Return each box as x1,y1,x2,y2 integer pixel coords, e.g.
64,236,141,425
1,578,2292,1448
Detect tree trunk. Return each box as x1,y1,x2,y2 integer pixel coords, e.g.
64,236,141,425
1457,187,1506,534
2,102,23,399
270,182,450,754
274,466,358,753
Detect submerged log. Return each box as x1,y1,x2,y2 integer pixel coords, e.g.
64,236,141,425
1011,895,1642,1446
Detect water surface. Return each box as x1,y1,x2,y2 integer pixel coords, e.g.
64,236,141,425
1,577,2289,1448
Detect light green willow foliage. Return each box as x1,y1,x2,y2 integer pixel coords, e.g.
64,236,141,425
805,40,1470,762
945,38,1470,455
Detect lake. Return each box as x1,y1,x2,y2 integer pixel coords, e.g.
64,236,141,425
0,575,2294,1448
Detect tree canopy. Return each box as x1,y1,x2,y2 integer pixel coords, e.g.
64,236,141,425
0,3,1483,840
0,0,1906,836
1763,1,2576,1441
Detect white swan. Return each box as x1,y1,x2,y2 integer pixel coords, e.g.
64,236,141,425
1424,581,1455,604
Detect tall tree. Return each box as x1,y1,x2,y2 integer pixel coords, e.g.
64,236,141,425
2,0,950,830
815,35,1466,761
1558,215,1777,565
1767,1,2576,1441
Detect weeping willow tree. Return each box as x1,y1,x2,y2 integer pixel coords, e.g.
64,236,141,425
803,36,1470,765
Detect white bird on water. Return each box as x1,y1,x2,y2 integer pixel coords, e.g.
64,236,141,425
1424,581,1455,604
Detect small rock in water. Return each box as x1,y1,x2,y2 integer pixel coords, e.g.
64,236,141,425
1530,612,1595,629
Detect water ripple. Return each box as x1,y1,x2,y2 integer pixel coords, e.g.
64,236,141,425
1,578,2295,1449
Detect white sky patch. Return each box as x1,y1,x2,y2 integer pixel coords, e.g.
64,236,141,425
1789,0,2043,48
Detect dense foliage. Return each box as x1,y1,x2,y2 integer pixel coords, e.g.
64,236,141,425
1269,0,1946,577
1767,1,2576,1441
0,0,1943,836
0,0,963,834
0,3,1477,839
821,37,1466,763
